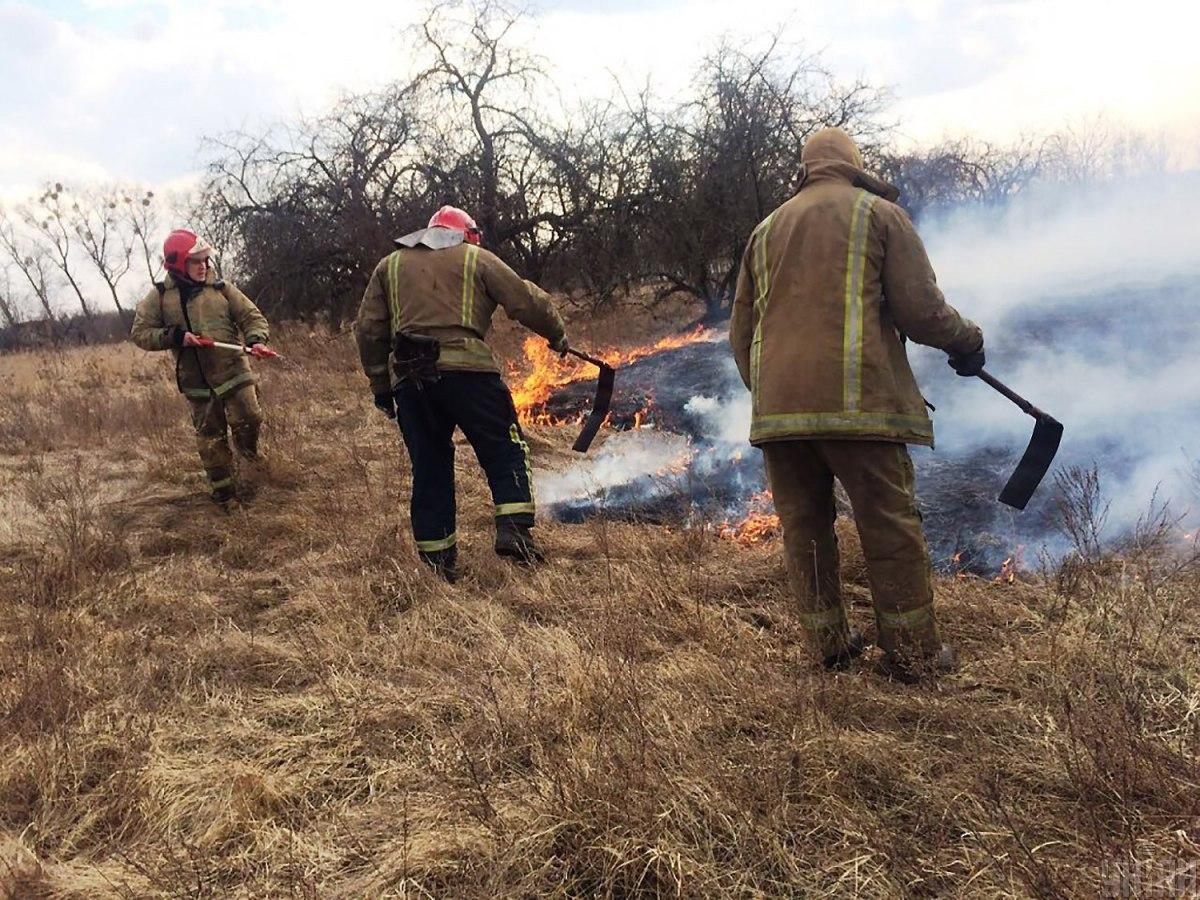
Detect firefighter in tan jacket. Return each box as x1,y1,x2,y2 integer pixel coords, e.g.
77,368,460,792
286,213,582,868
130,230,277,506
730,128,985,678
356,206,568,581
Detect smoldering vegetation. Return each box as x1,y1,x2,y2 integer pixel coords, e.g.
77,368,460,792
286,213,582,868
916,172,1200,528
2,325,1199,897
535,174,1200,574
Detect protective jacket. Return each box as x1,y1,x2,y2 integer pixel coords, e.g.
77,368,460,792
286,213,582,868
730,133,982,447
130,272,269,399
355,234,566,395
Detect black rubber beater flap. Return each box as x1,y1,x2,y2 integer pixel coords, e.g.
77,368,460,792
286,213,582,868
572,361,615,453
998,414,1063,510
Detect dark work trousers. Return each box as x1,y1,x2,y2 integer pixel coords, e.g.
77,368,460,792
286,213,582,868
394,371,535,554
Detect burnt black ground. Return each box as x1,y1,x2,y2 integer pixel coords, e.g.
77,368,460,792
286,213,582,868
542,337,1059,574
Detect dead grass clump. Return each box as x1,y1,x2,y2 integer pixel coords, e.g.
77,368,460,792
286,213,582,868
4,456,131,608
0,834,46,898
0,349,176,454
185,632,315,692
0,608,93,740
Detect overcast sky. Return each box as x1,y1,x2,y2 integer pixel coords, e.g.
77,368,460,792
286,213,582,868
2,0,1198,197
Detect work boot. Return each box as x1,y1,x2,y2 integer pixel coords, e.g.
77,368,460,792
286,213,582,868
822,627,866,671
420,547,459,584
877,643,958,683
495,520,545,565
211,483,237,505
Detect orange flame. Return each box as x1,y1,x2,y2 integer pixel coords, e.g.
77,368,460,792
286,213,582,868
509,327,715,426
510,337,579,421
994,545,1025,584
719,491,780,545
727,511,782,545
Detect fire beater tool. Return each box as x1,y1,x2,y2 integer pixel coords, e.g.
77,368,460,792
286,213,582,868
562,346,615,453
208,340,281,359
973,369,1063,510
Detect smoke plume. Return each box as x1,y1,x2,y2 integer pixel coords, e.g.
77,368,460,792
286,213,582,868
914,172,1200,532
536,171,1200,560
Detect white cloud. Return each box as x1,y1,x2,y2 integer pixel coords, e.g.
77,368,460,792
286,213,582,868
1,0,1198,198
0,0,421,192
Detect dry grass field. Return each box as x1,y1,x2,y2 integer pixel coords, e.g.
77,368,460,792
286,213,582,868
1,318,1198,898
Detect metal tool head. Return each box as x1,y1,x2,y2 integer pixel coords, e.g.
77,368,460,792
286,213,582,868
998,413,1064,510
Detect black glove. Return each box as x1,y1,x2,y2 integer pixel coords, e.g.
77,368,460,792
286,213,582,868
550,334,569,356
947,344,985,377
373,392,396,419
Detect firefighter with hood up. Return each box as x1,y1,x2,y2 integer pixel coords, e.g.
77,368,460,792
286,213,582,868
730,127,985,680
356,206,568,582
130,230,277,506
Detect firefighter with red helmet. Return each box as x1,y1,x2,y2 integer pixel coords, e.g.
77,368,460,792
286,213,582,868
130,230,277,506
355,206,568,581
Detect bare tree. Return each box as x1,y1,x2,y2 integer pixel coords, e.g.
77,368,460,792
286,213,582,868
408,0,620,282
200,86,427,322
540,95,655,309
0,209,63,344
23,183,98,322
878,137,1044,219
635,36,890,321
125,188,162,283
0,263,20,328
66,186,142,324
1042,117,1169,184
412,0,547,250
199,1,609,319
0,264,27,350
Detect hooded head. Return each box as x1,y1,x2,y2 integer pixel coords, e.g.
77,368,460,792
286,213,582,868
800,127,864,170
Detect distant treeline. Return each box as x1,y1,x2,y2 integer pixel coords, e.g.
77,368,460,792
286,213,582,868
0,0,1170,350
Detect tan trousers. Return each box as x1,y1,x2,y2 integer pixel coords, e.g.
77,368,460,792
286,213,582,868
187,385,264,496
761,440,939,659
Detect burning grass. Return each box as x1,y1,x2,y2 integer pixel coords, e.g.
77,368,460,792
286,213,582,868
510,326,715,425
719,490,781,546
1,325,1199,897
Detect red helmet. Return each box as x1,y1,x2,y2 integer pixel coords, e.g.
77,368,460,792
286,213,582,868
428,205,481,245
162,229,213,275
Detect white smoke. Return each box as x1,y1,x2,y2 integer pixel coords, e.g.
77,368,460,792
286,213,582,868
683,363,751,447
926,175,1200,320
534,429,693,509
912,172,1200,530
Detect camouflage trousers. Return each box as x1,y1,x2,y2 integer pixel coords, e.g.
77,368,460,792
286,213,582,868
187,385,264,498
761,440,939,660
